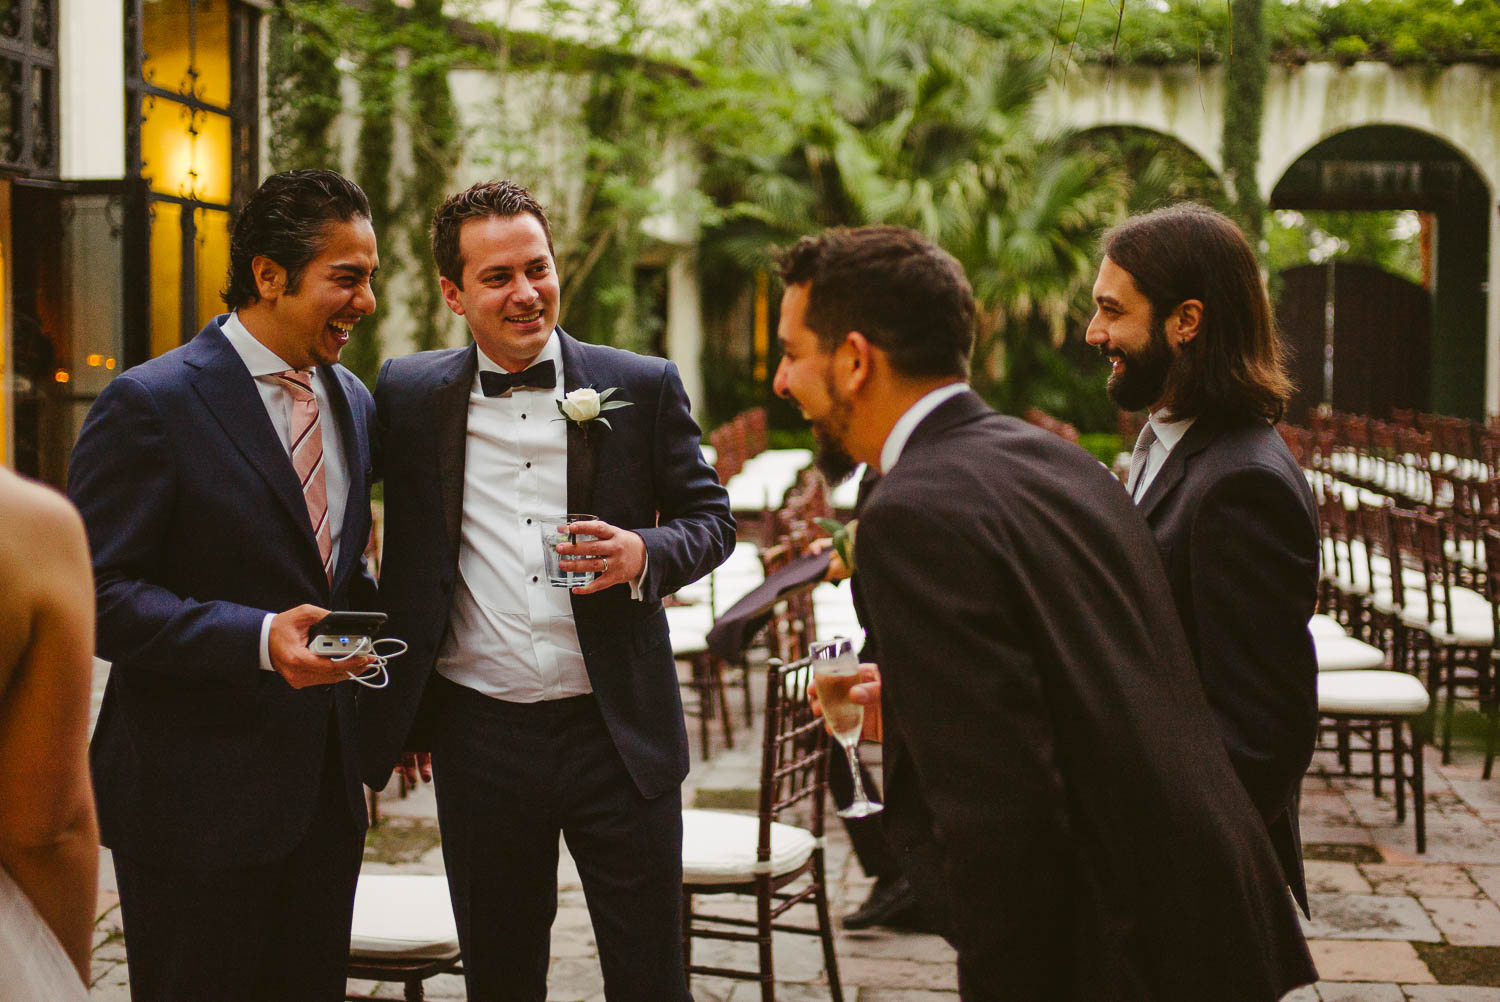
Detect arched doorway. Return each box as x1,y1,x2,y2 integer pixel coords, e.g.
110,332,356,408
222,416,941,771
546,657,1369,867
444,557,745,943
1271,125,1491,419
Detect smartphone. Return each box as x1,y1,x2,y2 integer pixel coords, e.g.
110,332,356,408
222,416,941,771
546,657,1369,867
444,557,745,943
308,611,387,656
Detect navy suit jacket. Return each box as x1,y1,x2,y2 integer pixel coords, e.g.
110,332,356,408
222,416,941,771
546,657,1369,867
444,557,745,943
362,330,734,797
68,318,376,870
1135,413,1321,914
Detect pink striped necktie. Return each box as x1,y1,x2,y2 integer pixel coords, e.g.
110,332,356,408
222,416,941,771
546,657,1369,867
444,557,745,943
275,370,333,582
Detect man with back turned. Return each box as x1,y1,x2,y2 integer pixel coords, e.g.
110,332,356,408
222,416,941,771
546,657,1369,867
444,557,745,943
774,224,1315,1001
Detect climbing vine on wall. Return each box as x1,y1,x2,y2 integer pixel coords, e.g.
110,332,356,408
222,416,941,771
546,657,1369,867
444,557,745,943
1223,0,1268,249
265,2,342,173
402,0,461,354
342,0,400,387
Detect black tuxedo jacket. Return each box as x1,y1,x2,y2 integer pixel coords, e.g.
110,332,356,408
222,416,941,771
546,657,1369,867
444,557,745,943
68,319,376,869
855,391,1314,1002
1135,413,1320,913
362,330,734,797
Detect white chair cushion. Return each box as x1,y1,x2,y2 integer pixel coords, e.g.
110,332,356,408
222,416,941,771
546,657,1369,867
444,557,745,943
349,875,460,960
1315,635,1387,672
1318,670,1431,716
682,808,817,885
1308,615,1348,640
667,604,715,655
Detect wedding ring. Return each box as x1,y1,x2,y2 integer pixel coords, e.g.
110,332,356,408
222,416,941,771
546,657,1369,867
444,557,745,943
602,557,609,574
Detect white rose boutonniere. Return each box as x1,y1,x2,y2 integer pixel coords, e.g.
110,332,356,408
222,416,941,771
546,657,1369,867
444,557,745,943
557,386,632,441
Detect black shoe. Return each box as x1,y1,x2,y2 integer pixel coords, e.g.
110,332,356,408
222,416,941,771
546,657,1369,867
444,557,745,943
843,875,918,930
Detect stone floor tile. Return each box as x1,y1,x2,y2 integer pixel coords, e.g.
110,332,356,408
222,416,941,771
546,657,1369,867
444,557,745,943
1364,864,1482,898
1378,811,1500,866
1280,986,1318,1001
838,929,957,964
1449,781,1500,813
1303,895,1443,942
1311,861,1377,894
1420,896,1500,946
1401,988,1500,1001
1306,940,1436,982
835,955,959,991
1466,865,1500,903
861,991,963,1001
1314,982,1405,1001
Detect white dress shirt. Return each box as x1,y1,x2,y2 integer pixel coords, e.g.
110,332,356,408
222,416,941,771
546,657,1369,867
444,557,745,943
219,312,351,672
1132,408,1197,501
879,382,970,474
434,333,594,701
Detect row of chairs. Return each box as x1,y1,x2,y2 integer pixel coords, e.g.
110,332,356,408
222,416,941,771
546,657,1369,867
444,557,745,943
1315,473,1500,780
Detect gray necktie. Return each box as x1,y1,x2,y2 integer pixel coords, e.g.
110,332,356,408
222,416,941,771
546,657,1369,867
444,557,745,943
1127,422,1158,501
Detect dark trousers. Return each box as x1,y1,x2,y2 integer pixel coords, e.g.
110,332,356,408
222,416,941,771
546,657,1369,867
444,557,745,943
825,739,898,879
432,679,691,1002
112,726,363,1002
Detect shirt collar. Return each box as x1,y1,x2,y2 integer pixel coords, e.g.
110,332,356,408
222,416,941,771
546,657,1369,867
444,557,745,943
473,330,563,389
220,312,299,378
1147,407,1195,452
879,382,969,474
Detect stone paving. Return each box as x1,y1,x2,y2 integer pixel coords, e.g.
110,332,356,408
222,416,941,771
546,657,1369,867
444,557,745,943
84,656,1500,999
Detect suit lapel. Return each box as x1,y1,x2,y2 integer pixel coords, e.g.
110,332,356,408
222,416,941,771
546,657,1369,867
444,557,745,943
1137,416,1218,518
558,330,602,516
435,345,478,557
320,365,365,588
186,324,317,556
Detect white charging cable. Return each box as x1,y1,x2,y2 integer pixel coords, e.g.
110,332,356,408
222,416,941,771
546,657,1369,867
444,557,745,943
331,637,407,689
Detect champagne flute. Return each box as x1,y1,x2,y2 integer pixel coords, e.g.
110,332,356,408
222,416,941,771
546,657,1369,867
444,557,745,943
811,636,883,818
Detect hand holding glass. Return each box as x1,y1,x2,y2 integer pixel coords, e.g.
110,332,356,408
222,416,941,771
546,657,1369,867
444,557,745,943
536,513,598,588
811,636,882,818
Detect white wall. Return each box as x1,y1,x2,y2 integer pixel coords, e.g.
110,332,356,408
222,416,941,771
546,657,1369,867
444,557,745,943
58,0,126,179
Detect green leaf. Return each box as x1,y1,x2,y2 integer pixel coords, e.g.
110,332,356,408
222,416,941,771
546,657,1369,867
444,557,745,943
599,399,634,412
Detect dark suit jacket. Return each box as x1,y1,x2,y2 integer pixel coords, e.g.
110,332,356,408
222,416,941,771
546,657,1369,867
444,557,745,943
856,391,1314,1002
362,330,734,796
67,318,376,870
1135,413,1321,914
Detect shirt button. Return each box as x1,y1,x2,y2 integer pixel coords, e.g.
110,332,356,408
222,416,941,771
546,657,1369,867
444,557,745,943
526,518,532,524
521,413,527,420
532,575,539,583
525,462,531,469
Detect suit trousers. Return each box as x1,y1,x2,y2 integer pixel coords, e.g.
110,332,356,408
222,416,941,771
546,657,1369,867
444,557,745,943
431,677,691,1002
111,714,363,1002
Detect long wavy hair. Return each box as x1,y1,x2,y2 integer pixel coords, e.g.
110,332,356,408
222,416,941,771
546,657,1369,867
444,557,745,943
1103,203,1292,422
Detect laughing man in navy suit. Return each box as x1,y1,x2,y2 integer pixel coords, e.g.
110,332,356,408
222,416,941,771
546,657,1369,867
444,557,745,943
362,180,733,1001
68,170,381,1001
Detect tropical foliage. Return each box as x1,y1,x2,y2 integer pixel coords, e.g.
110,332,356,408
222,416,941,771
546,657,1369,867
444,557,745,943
938,0,1500,68
694,5,1134,427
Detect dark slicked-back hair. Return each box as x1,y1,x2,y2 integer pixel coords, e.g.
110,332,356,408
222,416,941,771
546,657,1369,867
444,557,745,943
1103,203,1292,422
431,180,554,288
778,226,974,381
223,169,371,310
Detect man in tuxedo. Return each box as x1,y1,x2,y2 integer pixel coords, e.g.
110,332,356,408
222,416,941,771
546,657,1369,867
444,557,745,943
68,169,381,1000
775,225,1315,1001
1087,203,1320,915
363,179,733,1001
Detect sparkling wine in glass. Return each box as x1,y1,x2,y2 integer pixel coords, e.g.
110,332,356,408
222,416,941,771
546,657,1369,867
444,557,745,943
811,636,883,818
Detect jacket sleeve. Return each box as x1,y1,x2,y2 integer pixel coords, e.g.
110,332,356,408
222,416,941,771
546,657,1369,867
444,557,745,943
634,360,736,603
1187,467,1320,823
67,375,266,685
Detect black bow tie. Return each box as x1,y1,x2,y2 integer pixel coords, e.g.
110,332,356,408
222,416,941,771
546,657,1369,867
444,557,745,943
480,359,557,396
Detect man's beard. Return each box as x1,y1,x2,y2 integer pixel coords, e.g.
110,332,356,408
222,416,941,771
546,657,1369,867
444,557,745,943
810,379,858,485
1104,315,1173,412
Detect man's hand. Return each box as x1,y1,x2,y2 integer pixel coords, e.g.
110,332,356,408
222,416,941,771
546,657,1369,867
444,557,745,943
268,604,372,689
809,536,850,582
809,662,883,742
556,520,647,595
399,751,433,786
